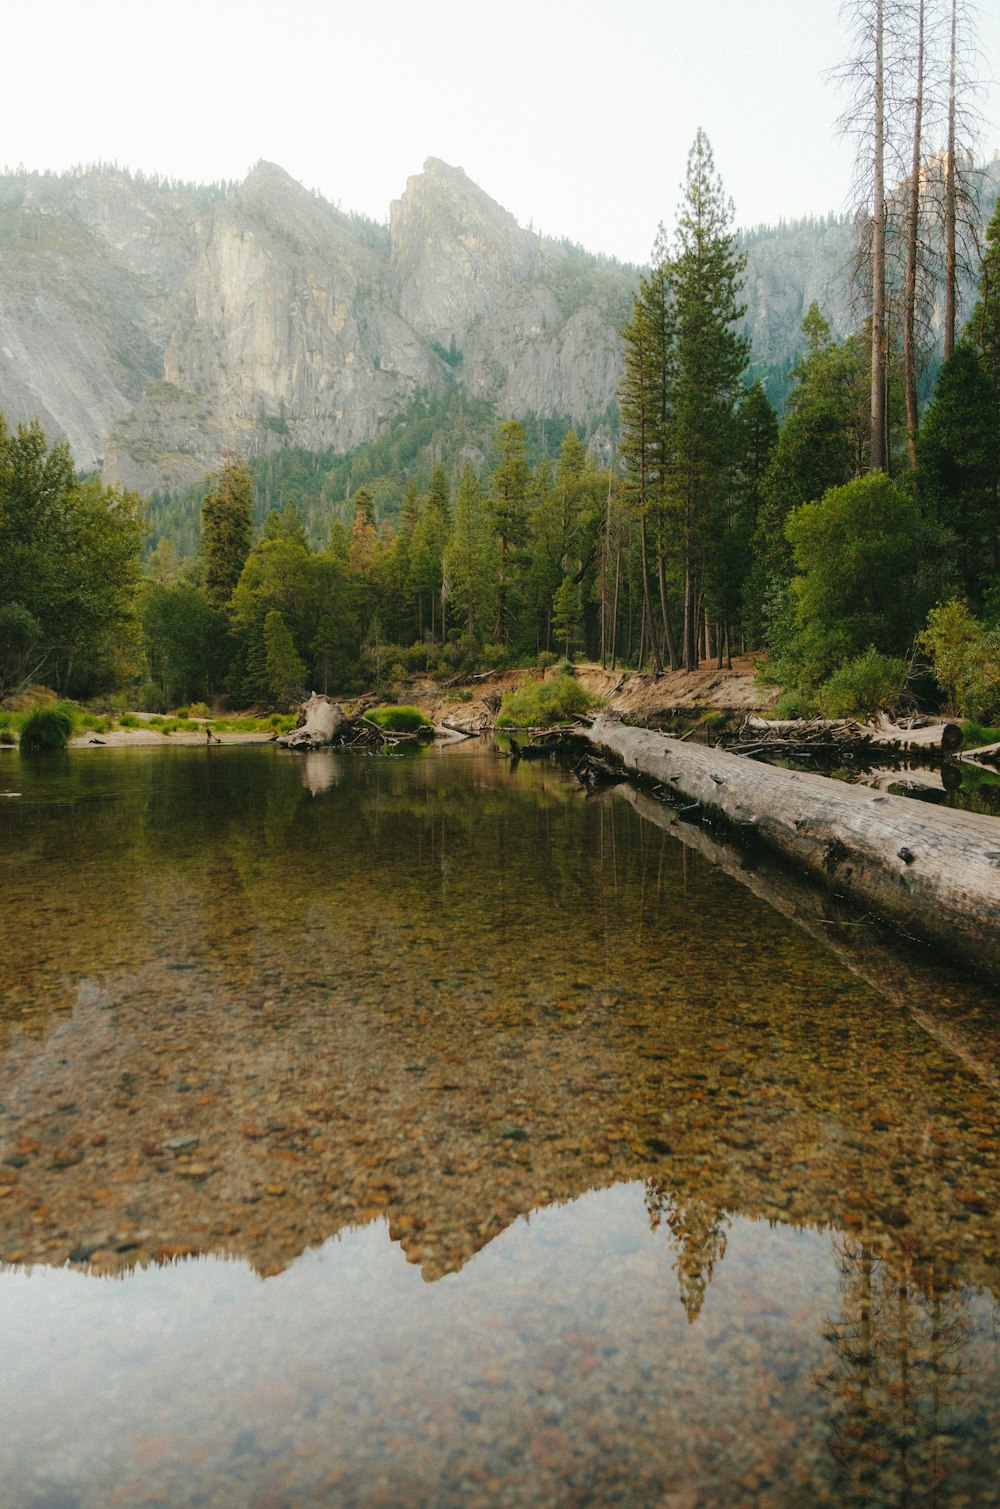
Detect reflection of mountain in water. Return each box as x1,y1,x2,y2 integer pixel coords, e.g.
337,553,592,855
0,745,998,1321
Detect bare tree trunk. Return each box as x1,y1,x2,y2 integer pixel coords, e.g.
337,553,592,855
656,552,679,670
871,0,888,471
639,514,663,674
944,0,958,360
610,539,621,671
904,0,925,470
682,562,697,672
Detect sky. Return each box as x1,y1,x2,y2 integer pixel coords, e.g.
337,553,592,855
3,0,999,266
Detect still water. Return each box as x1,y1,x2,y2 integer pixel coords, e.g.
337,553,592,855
0,743,998,1507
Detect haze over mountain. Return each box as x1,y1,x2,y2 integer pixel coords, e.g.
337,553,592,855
1,154,996,497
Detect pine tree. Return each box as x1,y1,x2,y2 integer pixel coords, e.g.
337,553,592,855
201,460,255,607
263,608,306,705
490,420,530,647
667,130,749,669
618,276,666,673
551,575,583,659
447,465,493,647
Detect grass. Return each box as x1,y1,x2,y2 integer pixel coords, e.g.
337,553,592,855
496,672,599,728
0,696,303,747
962,722,1000,749
366,705,431,732
19,706,73,752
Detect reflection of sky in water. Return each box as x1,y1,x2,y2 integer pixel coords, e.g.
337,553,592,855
1,1186,846,1507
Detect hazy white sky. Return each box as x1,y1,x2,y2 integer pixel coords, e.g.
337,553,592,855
3,0,998,265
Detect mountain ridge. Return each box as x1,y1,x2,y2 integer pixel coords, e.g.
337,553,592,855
1,155,995,495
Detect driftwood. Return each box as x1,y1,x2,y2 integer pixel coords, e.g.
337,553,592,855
277,694,430,752
277,694,347,749
579,714,1000,978
734,714,963,755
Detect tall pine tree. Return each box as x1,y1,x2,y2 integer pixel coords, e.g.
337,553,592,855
667,131,749,669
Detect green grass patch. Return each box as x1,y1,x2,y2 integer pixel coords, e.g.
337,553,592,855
496,672,599,728
962,722,1000,749
19,707,73,752
366,705,431,732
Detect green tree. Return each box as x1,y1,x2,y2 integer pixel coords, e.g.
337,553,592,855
618,271,669,672
0,416,143,696
778,472,938,702
447,465,494,647
201,460,255,606
666,131,749,669
140,580,225,706
717,379,777,656
551,575,583,659
263,608,307,704
746,308,865,649
490,420,530,647
917,343,999,609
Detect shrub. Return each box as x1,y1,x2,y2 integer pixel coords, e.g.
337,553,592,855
536,651,559,670
188,702,210,719
918,600,1000,722
816,648,909,720
138,682,167,713
19,706,72,752
497,672,598,728
367,705,430,732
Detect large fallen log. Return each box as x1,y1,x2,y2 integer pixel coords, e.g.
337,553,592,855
277,694,431,751
735,714,963,754
580,713,1000,978
276,694,348,749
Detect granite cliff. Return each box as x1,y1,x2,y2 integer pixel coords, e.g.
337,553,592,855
0,155,995,495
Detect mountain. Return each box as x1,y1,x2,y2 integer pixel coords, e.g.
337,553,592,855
0,156,997,497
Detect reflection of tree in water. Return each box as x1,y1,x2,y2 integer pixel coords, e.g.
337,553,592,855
818,1238,973,1505
645,1179,730,1323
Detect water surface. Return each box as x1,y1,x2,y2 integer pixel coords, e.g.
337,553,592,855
1,743,998,1506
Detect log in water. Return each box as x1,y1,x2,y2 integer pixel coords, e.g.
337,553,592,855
582,713,1000,978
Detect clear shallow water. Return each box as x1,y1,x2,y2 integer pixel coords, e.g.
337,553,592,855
0,743,998,1507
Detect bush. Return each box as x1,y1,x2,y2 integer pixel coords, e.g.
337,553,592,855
366,705,430,732
497,672,599,728
188,702,210,719
919,600,1000,722
816,648,909,720
138,682,167,713
19,706,73,752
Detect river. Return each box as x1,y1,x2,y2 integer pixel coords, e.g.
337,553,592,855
1,742,998,1506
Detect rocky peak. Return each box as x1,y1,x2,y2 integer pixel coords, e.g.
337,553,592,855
389,157,537,343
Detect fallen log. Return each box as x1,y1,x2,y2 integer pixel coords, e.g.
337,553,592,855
277,694,347,749
277,694,430,752
737,714,963,754
580,713,1000,978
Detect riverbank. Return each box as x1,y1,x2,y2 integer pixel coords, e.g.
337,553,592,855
388,655,780,727
67,728,277,748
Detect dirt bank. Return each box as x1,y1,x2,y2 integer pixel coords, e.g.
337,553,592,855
406,656,780,725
